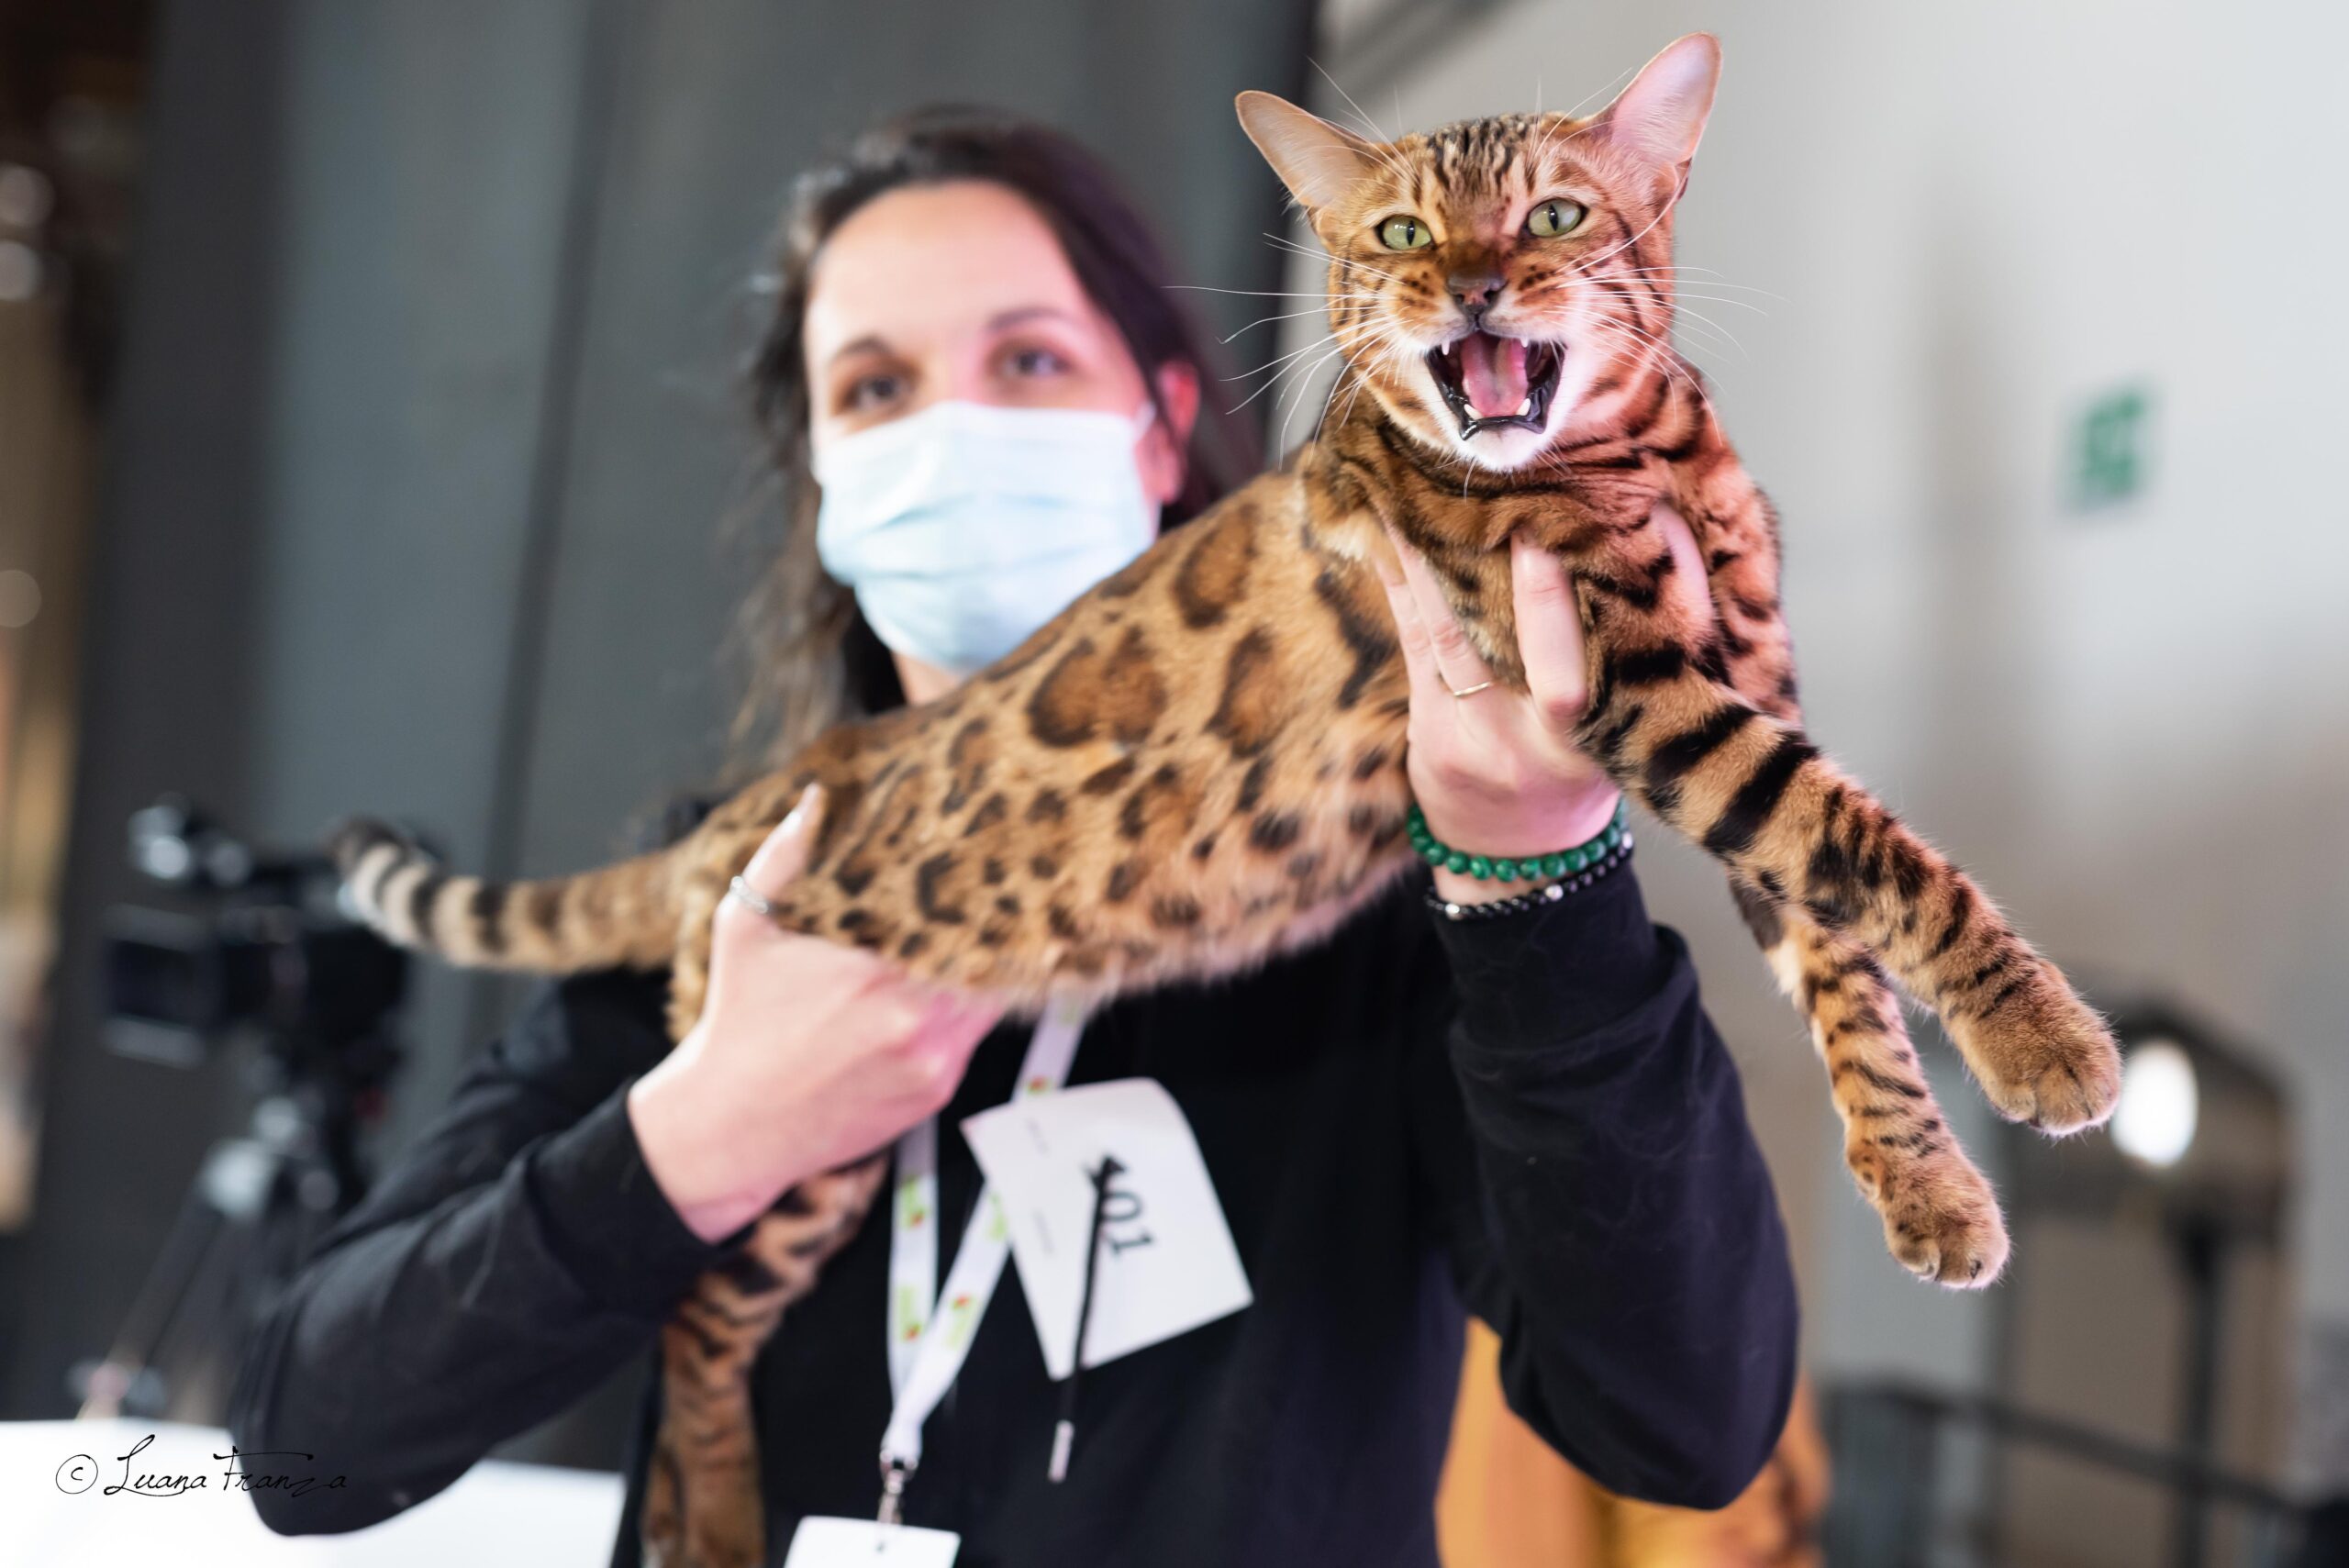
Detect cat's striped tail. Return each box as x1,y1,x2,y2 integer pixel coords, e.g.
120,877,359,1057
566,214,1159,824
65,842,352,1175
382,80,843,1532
328,817,682,973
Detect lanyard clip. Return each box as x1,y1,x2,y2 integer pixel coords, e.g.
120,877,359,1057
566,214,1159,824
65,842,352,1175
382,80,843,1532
877,1454,912,1527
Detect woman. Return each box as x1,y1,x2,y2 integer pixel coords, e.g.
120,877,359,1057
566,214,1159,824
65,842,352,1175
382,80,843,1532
228,108,1798,1565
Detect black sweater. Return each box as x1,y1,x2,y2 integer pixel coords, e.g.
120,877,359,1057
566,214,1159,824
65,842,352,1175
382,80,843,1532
227,862,1798,1566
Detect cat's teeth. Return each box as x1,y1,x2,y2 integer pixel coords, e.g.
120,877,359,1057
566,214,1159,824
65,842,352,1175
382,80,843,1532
1516,398,1532,417
1442,340,1455,357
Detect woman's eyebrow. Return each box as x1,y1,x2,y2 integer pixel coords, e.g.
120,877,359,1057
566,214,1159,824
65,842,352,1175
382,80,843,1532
825,333,894,369
985,305,1083,332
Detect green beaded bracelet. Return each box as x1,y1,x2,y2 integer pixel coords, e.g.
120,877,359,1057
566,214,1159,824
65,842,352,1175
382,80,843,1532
1407,797,1628,883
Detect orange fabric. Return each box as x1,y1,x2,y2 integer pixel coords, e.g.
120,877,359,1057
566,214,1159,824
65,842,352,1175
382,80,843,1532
1435,1320,1828,1568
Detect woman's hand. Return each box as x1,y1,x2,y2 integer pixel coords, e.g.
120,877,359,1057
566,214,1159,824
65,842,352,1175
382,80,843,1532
628,784,1007,1241
1371,505,1710,906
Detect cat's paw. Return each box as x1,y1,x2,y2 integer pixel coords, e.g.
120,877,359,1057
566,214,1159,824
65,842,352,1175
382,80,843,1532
1848,1135,2009,1288
1956,971,2122,1135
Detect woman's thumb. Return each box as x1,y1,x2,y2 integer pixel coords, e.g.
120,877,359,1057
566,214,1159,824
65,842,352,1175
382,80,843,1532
737,783,825,901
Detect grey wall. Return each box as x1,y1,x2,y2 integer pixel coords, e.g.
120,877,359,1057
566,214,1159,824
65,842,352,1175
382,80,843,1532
1,0,1312,1470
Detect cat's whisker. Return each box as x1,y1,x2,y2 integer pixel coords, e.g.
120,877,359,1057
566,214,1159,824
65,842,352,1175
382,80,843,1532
1565,279,1744,353
1671,319,1740,355
1578,309,1677,359
1603,301,1751,358
1584,318,1722,423
1219,305,1372,344
1575,268,1776,301
1665,306,1745,357
1564,58,1642,120
1300,357,1358,446
1312,86,1421,195
1528,107,1614,184
1657,294,1771,320
1585,312,1687,363
1575,273,1775,315
1165,284,1371,299
1308,328,1407,424
1223,334,1345,388
1305,364,1353,446
1259,230,1389,272
1272,340,1353,449
1330,369,1373,439
1230,334,1351,416
1526,110,1591,181
1305,64,1428,195
1306,322,1424,446
1665,319,1741,359
1598,261,1773,284
1311,58,1394,144
1278,361,1343,453
1576,199,1679,276
1260,232,1408,285
1582,267,1783,298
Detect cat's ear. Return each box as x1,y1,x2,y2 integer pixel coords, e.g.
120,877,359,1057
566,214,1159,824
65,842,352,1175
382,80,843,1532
1236,92,1380,213
1597,34,1721,184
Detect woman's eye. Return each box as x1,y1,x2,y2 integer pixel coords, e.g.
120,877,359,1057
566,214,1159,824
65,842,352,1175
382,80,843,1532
844,373,904,411
1003,345,1070,378
1377,215,1432,251
1526,199,1588,239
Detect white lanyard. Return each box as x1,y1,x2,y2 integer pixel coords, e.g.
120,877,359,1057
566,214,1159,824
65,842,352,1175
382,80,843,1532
877,995,1088,1515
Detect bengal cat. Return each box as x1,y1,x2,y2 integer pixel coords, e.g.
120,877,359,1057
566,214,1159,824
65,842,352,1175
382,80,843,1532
330,37,2119,1566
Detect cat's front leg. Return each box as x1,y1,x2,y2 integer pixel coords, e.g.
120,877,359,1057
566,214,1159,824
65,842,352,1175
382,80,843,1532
1578,647,2121,1133
1739,885,2008,1284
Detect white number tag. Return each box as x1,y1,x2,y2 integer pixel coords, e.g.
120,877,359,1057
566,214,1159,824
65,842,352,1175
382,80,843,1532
961,1077,1252,1379
782,1517,961,1567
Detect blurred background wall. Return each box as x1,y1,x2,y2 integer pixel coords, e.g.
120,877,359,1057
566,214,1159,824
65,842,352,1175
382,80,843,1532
2,0,2343,1560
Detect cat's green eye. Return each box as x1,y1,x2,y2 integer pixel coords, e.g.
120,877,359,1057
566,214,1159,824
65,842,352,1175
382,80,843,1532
1526,199,1589,239
1377,215,1432,251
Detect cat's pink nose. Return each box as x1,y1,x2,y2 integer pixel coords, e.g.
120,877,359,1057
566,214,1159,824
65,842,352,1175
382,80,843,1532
1447,271,1503,313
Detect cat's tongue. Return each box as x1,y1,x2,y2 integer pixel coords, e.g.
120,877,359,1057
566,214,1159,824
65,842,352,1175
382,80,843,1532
1460,332,1530,419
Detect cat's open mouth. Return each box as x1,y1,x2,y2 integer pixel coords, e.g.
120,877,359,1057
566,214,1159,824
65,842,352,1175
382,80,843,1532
1426,332,1562,439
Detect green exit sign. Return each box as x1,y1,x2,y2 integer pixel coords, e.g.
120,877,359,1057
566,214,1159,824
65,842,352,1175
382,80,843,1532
2071,384,2153,511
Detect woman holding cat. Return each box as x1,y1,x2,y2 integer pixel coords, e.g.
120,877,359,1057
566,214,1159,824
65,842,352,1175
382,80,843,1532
230,109,1798,1566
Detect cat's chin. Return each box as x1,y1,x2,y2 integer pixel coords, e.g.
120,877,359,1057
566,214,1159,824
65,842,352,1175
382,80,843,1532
1444,419,1565,472
1370,392,1565,473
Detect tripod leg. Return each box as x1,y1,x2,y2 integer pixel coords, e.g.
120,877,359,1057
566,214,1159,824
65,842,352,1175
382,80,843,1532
77,1173,228,1418
78,1134,291,1419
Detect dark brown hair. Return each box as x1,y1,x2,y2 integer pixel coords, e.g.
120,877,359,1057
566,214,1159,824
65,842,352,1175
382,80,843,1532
729,106,1260,768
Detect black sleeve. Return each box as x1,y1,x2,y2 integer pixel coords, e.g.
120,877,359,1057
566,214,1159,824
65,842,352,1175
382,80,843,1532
1400,863,1800,1511
225,970,740,1535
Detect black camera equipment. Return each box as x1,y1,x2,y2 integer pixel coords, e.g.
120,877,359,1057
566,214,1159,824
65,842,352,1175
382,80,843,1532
76,797,411,1421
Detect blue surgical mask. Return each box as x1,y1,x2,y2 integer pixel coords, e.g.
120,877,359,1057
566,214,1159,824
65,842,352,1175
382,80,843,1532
813,399,1161,677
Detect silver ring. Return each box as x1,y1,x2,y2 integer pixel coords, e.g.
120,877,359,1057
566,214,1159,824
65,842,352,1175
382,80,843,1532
1447,679,1495,699
727,873,781,919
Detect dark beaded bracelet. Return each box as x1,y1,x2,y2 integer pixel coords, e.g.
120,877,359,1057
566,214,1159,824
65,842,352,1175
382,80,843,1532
1424,832,1635,922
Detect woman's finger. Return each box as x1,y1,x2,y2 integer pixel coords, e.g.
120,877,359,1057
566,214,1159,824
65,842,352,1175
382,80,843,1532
1653,503,1713,627
1385,522,1496,698
738,783,824,904
1371,524,1456,713
1511,534,1591,734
